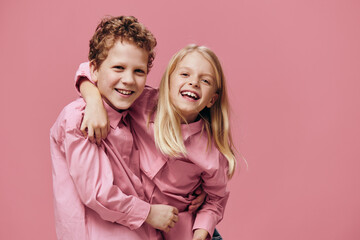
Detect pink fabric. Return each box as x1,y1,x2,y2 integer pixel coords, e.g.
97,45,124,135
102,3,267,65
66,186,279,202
74,62,92,95
130,89,230,239
50,98,161,240
74,63,229,239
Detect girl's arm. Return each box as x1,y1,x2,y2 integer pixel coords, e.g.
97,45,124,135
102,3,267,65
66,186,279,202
192,229,208,240
75,62,110,144
189,187,207,213
192,153,230,240
79,79,110,144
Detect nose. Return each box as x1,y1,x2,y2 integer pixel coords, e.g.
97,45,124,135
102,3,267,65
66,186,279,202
121,70,135,85
188,76,199,87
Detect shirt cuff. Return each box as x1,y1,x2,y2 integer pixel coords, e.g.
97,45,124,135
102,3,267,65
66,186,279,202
193,212,217,240
115,197,151,230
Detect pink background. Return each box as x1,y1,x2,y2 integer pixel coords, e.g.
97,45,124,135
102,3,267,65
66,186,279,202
1,0,360,239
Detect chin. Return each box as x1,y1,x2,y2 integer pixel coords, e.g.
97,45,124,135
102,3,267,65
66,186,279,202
108,102,130,111
116,105,131,111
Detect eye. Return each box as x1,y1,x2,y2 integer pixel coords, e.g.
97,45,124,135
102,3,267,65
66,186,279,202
201,79,211,85
113,66,125,71
180,73,189,77
135,69,146,75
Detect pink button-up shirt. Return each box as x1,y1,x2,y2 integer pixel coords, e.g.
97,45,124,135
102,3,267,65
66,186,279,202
50,98,161,240
74,63,230,239
130,89,230,240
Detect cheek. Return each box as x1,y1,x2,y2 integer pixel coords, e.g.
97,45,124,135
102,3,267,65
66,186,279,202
169,88,178,105
137,77,147,89
169,78,180,94
203,89,216,102
104,80,116,90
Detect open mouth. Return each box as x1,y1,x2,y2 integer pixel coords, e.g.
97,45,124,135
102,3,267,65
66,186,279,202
115,89,134,95
180,91,199,100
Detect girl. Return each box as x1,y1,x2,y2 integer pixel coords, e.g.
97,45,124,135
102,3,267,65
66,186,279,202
77,44,236,240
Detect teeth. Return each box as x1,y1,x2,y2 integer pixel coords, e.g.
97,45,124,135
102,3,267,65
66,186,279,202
117,89,132,95
182,91,198,99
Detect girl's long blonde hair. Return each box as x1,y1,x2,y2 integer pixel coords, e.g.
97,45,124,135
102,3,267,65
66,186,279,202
154,44,236,178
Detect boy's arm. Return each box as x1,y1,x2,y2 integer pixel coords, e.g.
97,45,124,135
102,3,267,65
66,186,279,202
75,62,110,144
146,204,179,233
64,125,149,229
192,154,230,239
63,123,178,231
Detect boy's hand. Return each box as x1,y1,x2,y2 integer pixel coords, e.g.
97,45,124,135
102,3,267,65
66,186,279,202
145,204,179,233
80,98,110,145
189,186,206,213
193,229,209,240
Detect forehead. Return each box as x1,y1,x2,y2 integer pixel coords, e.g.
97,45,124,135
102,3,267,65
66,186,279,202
176,51,215,75
106,40,148,67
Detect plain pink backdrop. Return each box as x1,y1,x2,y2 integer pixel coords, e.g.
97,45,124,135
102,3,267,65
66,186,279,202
1,0,360,239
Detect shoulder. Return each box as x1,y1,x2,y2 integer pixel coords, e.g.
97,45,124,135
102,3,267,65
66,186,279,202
186,132,224,170
129,85,158,117
133,85,158,106
50,98,86,140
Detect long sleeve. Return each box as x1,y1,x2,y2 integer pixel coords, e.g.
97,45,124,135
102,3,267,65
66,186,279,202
56,105,151,230
192,152,230,237
65,131,149,229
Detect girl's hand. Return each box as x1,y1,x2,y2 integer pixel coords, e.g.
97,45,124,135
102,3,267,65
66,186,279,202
189,186,206,213
145,204,179,233
80,99,110,144
193,229,209,240
79,79,110,144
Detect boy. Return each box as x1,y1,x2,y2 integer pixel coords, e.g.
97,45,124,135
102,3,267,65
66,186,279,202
50,16,178,240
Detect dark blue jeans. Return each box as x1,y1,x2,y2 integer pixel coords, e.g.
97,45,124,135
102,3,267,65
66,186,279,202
212,228,222,240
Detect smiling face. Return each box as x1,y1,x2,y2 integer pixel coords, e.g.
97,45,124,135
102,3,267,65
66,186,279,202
169,51,219,123
90,40,149,111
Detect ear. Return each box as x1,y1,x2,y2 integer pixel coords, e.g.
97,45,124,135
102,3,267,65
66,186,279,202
207,93,219,108
89,61,99,83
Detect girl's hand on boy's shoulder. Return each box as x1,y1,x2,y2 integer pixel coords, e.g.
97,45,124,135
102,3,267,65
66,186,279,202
193,229,209,240
80,99,110,145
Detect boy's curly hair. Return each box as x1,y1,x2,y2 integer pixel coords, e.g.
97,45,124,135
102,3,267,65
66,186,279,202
89,16,157,71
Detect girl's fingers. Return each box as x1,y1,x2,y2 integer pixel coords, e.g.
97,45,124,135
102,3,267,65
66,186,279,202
195,188,202,195
189,203,201,213
192,191,206,204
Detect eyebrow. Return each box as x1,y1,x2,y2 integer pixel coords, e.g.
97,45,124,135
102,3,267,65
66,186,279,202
135,65,147,70
112,62,147,69
178,67,214,78
201,73,215,79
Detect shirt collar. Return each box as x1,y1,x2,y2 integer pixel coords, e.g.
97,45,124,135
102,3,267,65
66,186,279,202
103,100,128,129
181,118,204,141
149,114,204,141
